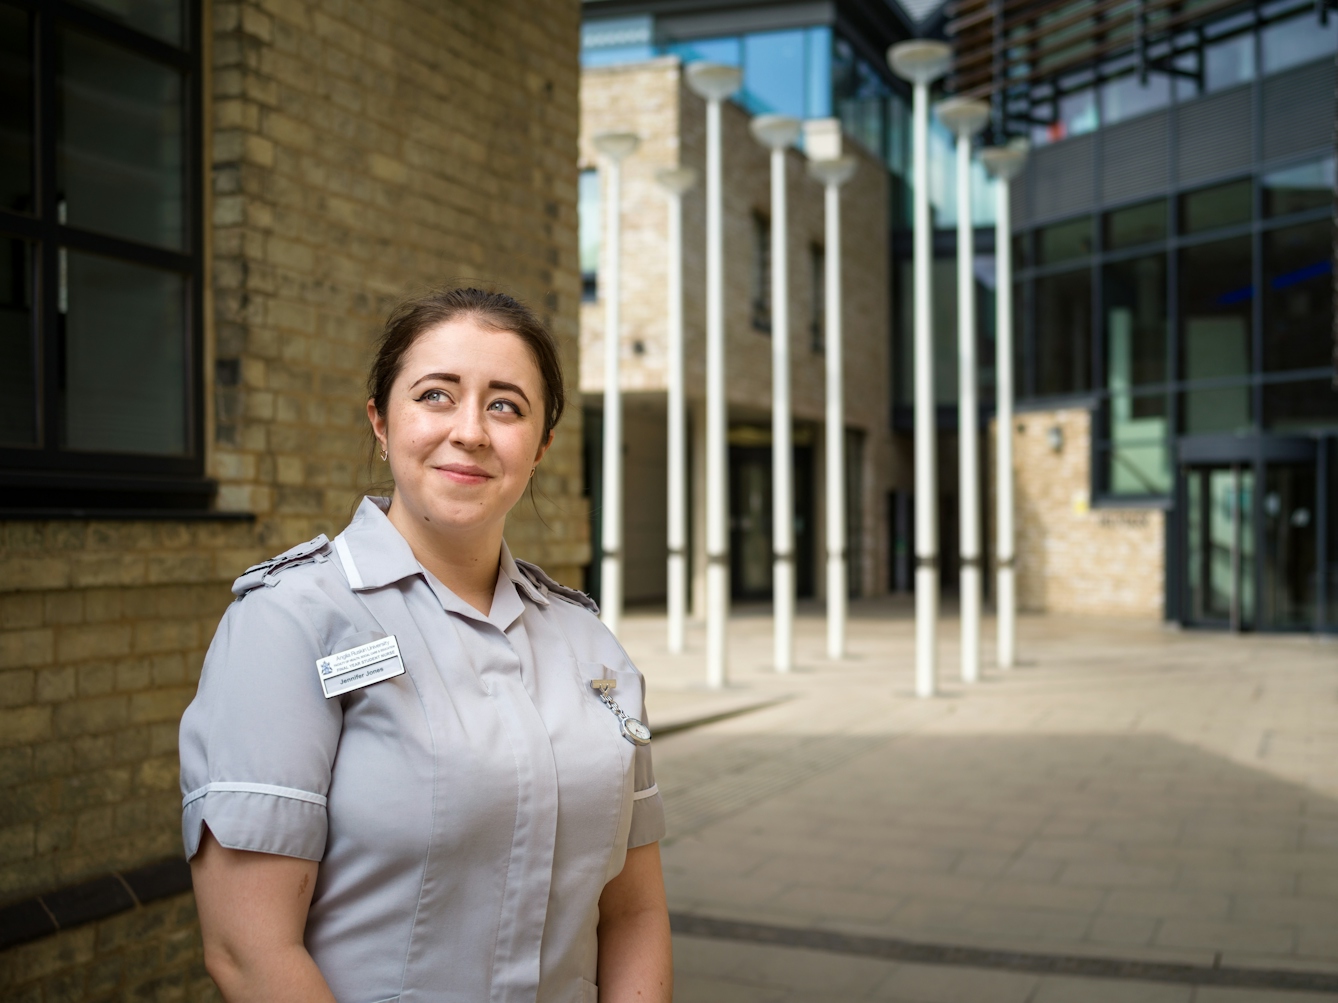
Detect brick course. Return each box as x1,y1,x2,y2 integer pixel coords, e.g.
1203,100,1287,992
0,0,582,996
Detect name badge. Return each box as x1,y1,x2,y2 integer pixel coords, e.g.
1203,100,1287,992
316,636,405,698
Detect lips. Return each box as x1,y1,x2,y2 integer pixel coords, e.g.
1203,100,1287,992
435,463,493,485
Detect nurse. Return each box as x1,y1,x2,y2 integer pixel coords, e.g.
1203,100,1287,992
180,288,671,1002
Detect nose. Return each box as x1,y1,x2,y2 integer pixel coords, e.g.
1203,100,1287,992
449,401,489,450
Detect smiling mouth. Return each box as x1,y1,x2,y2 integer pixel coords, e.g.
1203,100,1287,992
435,464,493,485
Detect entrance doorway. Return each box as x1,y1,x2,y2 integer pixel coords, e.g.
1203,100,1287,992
1177,435,1326,631
728,440,816,602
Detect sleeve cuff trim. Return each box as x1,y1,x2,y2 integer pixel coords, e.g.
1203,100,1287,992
182,782,328,809
631,783,659,802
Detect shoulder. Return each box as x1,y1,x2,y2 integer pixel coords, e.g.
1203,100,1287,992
513,558,600,615
231,534,335,600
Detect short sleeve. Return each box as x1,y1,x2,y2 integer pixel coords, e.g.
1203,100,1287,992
627,676,666,849
179,588,344,862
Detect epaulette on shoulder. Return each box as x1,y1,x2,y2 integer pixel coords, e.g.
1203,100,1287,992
513,558,600,615
231,534,332,600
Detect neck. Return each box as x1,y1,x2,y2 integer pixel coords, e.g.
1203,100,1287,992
385,500,504,614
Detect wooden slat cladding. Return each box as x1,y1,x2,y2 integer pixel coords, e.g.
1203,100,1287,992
946,0,1257,105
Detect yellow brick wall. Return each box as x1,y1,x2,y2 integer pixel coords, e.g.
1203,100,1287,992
997,407,1166,617
0,0,582,997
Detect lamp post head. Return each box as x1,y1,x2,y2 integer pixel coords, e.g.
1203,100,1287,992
802,118,843,161
979,138,1030,181
807,155,857,188
887,40,952,85
655,165,698,196
750,114,802,151
685,61,743,101
592,131,641,162
936,96,991,139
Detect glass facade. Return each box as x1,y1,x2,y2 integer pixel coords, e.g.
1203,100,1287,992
0,0,202,497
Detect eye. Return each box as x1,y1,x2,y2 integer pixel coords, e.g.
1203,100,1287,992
416,389,452,404
488,399,522,415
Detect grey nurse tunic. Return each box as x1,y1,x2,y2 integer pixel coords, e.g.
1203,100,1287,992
179,497,666,1003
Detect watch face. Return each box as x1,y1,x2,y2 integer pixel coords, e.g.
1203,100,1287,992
622,717,652,746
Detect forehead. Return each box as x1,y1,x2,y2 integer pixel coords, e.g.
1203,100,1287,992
400,317,539,380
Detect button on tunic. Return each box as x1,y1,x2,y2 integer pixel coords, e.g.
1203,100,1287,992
179,497,666,1003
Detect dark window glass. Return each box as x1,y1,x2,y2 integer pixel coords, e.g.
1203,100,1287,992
1035,268,1092,395
1180,236,1252,381
1183,384,1253,434
578,168,599,301
1104,200,1166,250
0,236,36,446
72,0,181,45
1263,379,1338,431
1263,157,1335,218
752,213,771,333
1104,253,1167,387
1260,461,1317,629
58,28,185,250
1013,233,1029,269
1329,439,1338,628
0,6,32,213
1180,180,1252,234
63,252,187,455
1037,217,1092,265
1261,11,1338,74
1102,392,1170,496
1263,220,1333,372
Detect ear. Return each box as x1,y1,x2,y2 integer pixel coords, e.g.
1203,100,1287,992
532,428,555,466
367,399,387,452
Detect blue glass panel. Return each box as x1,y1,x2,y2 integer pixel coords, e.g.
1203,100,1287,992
805,27,831,118
1101,71,1170,124
742,30,806,116
581,45,655,68
664,37,741,67
1261,12,1338,72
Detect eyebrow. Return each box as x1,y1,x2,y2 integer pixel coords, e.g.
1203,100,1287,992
408,372,532,408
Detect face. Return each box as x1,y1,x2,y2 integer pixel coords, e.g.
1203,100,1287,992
369,316,552,535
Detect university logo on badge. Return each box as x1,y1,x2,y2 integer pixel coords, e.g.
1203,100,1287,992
318,659,334,677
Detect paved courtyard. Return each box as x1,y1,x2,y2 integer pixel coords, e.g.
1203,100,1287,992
621,598,1338,1002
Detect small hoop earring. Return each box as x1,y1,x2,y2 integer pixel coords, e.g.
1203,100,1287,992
380,447,388,461
529,468,535,479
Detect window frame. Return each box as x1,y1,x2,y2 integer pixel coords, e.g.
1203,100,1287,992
0,0,206,511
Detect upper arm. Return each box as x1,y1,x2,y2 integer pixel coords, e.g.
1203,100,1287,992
599,842,667,924
191,826,319,954
179,587,346,862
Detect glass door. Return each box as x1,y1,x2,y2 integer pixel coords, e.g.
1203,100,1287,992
1260,463,1317,629
1184,464,1254,629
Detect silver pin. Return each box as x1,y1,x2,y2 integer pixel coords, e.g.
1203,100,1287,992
590,679,652,746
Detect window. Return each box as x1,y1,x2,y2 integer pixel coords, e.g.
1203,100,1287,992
1261,10,1338,74
1035,269,1092,396
1037,217,1093,265
1180,180,1252,234
1101,71,1170,124
751,213,771,333
809,244,824,353
578,168,600,302
1263,220,1333,372
1104,200,1167,250
1179,237,1252,433
1104,254,1167,388
1263,157,1335,217
0,0,203,509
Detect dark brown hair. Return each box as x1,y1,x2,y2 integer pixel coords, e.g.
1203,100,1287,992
367,287,566,441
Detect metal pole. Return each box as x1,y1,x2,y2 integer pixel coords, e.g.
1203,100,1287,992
995,174,1016,669
771,145,795,672
705,93,729,688
600,152,624,636
912,78,939,698
956,132,981,683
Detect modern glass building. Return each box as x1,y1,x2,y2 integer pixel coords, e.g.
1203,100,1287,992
581,0,1337,632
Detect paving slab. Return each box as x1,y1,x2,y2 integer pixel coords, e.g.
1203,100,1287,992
622,598,1338,999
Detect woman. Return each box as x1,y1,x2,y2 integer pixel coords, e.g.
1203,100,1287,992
180,289,672,1003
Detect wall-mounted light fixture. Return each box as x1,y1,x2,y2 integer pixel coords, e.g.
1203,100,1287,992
1047,425,1064,453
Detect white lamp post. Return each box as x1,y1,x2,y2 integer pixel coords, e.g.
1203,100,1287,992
980,139,1029,670
750,114,802,673
889,40,952,698
936,97,990,685
592,130,641,638
806,138,858,661
685,62,742,689
655,164,698,655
